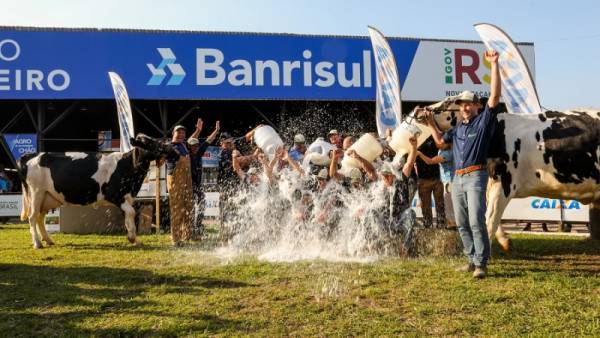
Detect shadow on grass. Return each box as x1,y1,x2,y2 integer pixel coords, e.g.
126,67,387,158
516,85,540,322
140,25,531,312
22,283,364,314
61,242,167,251
498,236,600,257
0,264,254,336
491,236,600,277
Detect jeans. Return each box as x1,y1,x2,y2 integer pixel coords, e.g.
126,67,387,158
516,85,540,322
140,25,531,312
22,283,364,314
451,170,490,267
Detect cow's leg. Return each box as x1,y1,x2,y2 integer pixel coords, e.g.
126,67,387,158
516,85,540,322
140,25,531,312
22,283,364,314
485,179,511,252
28,190,44,249
36,212,54,245
121,195,141,246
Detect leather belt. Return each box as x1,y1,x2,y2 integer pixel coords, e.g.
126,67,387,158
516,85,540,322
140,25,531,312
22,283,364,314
455,164,486,176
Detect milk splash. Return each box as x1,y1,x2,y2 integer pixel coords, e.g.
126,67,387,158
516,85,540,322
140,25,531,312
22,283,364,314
219,165,414,263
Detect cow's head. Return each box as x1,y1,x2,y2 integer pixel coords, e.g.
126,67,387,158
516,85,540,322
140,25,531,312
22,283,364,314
412,98,459,133
130,134,176,160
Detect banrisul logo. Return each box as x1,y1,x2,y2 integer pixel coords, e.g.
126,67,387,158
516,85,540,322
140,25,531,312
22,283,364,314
443,48,491,85
147,48,186,85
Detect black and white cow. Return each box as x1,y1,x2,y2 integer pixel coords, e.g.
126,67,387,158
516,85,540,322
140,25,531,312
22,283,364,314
19,134,175,248
423,105,600,250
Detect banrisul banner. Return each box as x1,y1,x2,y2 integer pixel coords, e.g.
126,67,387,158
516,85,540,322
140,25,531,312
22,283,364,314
3,133,37,160
0,27,534,101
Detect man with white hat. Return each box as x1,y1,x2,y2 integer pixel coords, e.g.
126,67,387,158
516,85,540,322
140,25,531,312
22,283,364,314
426,49,501,279
328,129,343,149
288,134,307,163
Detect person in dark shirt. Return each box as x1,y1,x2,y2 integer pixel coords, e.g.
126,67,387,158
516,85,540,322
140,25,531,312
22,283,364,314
217,132,239,234
426,49,501,279
377,136,418,254
188,121,220,239
415,137,445,228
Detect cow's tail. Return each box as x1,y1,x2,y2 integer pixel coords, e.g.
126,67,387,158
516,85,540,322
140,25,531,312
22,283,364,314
17,153,35,221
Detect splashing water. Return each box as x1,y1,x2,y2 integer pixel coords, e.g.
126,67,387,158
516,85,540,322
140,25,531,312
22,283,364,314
218,165,414,263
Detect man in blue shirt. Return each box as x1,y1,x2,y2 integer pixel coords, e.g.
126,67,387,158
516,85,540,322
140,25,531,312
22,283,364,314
426,50,501,279
288,134,307,163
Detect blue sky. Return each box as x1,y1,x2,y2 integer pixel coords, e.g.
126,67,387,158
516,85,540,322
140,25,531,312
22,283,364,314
1,0,598,110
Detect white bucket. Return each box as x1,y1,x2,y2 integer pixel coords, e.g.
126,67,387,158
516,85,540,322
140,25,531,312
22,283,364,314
253,125,284,158
340,133,383,172
388,121,431,158
302,138,336,168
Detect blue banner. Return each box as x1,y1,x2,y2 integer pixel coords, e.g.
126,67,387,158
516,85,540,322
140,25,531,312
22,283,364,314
3,134,37,161
0,28,419,100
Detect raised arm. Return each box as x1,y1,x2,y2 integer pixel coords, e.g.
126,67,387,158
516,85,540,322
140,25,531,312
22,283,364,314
485,50,501,108
417,151,445,165
347,149,377,182
402,137,418,178
329,149,345,181
421,110,452,150
232,152,245,179
205,121,220,144
188,118,203,140
260,153,276,184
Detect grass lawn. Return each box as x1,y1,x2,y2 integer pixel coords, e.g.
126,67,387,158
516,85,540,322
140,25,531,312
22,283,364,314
1,223,599,337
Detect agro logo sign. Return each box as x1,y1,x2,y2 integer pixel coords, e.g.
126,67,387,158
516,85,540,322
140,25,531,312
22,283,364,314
0,39,70,92
443,48,492,86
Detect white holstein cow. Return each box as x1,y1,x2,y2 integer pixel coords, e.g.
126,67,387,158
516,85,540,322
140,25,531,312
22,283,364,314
19,134,175,248
418,105,600,250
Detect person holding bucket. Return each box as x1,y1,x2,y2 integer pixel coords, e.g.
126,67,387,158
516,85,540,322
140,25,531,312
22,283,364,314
425,49,502,279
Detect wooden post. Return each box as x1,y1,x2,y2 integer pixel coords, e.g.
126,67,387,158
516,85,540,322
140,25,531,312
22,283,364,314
155,162,161,233
589,202,600,240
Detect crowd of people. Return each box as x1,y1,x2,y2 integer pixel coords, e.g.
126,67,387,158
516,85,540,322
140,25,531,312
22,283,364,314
165,49,502,279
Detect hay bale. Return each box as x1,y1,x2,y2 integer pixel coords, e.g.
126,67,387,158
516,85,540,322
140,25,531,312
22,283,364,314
414,228,462,257
138,204,154,235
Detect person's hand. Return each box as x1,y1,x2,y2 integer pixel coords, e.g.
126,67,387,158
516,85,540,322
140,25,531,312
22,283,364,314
347,149,359,159
484,49,499,64
416,150,423,158
332,148,344,160
425,111,435,126
196,118,203,131
409,136,417,148
215,120,221,131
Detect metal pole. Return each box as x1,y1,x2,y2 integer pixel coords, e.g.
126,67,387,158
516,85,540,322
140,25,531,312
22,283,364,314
155,162,161,233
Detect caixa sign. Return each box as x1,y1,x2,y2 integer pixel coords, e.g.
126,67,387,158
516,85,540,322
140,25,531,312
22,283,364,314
531,198,581,210
0,39,70,92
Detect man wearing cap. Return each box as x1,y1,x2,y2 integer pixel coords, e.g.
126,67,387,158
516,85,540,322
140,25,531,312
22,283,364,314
328,129,343,149
426,50,501,279
166,119,202,245
188,120,220,240
288,134,307,163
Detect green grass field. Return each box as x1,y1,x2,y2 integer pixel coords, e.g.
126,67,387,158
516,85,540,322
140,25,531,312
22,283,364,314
1,223,599,337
